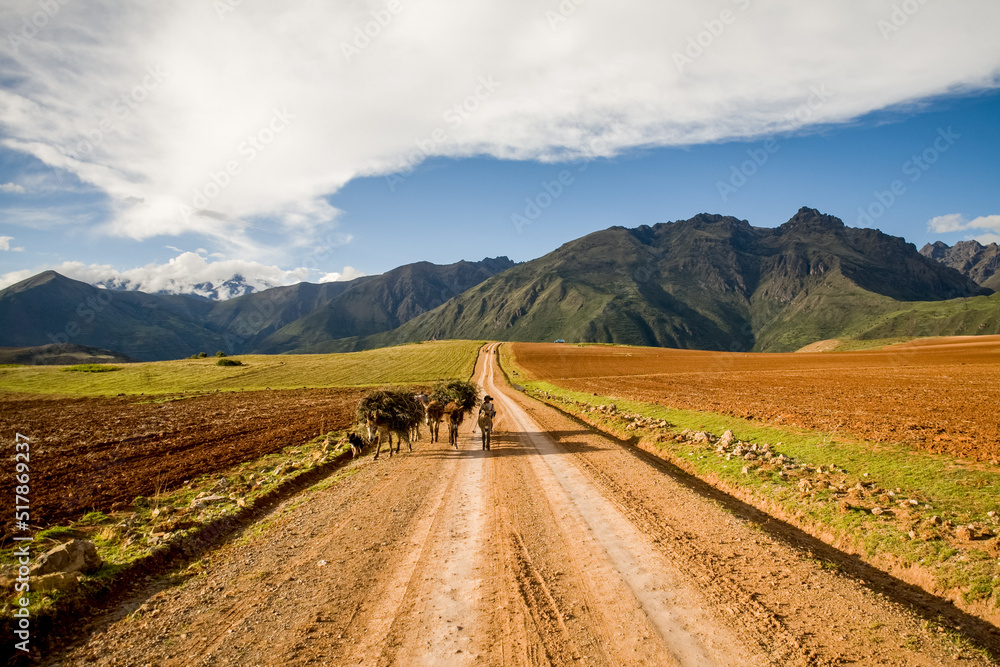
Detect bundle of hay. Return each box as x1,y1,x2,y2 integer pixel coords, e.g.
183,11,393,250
431,380,480,414
355,389,425,433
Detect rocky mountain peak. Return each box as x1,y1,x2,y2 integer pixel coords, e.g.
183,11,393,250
920,240,1000,290
779,207,847,233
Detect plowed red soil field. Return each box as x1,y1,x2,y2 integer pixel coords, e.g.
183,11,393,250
511,336,1000,462
0,388,366,536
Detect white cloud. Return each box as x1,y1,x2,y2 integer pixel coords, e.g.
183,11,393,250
970,215,1000,232
0,183,25,193
1,0,998,256
973,233,1000,245
929,213,1000,235
928,213,969,233
318,266,365,283
0,235,24,251
0,252,322,298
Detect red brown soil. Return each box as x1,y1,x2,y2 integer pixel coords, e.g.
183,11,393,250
510,336,1000,461
0,388,366,537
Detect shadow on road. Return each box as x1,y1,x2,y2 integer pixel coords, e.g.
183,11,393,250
402,429,607,460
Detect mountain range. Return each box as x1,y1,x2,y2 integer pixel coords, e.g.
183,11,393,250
0,257,514,361
920,240,1000,292
2,207,998,360
331,207,997,353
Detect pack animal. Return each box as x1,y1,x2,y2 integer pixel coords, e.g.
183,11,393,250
477,411,493,451
424,399,444,443
411,393,428,442
365,411,412,460
444,401,463,448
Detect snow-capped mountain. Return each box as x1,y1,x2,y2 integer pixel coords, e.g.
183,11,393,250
96,273,272,300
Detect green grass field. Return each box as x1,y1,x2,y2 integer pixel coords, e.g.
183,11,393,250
0,340,485,396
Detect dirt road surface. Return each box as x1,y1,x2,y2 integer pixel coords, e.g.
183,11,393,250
47,344,996,665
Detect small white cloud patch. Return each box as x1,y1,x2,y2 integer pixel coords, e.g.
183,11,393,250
929,213,1000,236
0,236,24,252
318,266,365,283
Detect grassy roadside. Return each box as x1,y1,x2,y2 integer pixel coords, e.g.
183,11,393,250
0,340,485,396
498,345,1000,622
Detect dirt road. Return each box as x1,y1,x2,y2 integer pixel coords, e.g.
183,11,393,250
47,344,996,665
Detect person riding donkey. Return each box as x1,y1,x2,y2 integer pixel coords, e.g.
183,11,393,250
476,395,497,450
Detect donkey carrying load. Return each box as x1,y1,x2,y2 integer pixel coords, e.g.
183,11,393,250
424,399,445,442
430,380,480,450
355,389,425,460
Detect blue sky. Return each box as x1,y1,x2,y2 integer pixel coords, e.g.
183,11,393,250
0,1,998,294
331,89,1000,269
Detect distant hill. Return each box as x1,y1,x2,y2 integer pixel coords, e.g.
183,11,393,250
0,271,224,361
332,208,994,353
0,258,514,360
920,240,1000,291
205,257,517,354
0,343,138,366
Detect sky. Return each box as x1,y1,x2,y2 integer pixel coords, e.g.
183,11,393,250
0,0,998,295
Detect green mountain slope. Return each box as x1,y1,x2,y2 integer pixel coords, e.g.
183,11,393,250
250,258,514,353
332,208,994,352
0,271,223,361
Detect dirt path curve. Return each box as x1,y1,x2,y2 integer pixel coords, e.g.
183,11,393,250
47,343,994,666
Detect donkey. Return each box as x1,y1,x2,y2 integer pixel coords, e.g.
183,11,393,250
477,411,493,451
424,399,444,443
444,401,463,448
412,393,429,442
365,411,412,460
